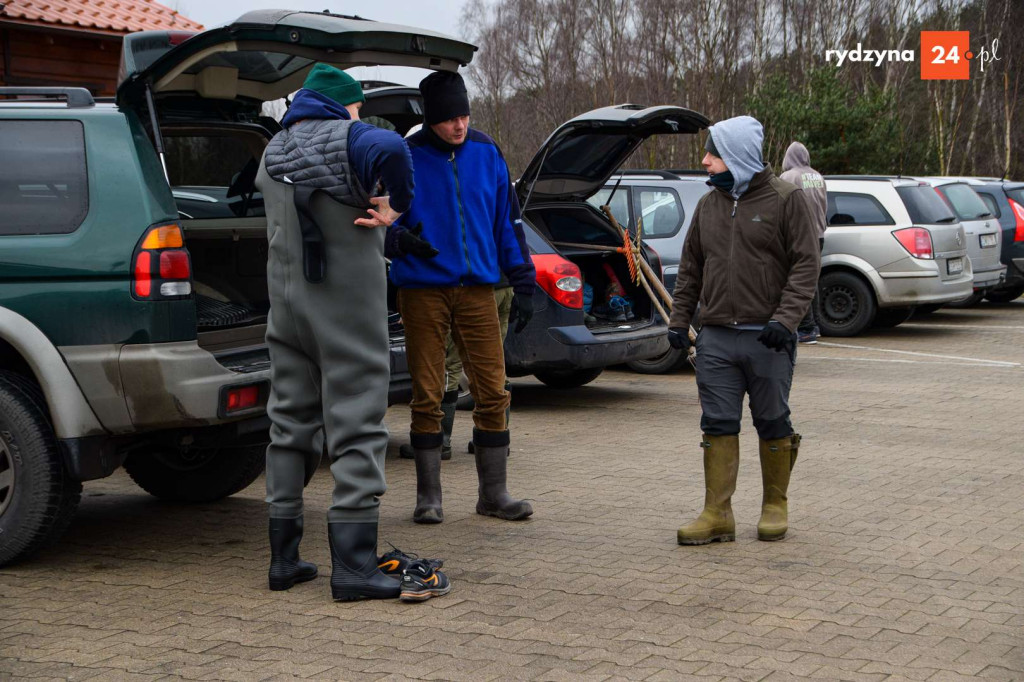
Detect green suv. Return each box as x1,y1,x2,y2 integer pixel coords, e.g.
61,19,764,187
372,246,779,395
0,10,475,566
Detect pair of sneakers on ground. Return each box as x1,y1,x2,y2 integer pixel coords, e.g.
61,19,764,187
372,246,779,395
377,544,451,602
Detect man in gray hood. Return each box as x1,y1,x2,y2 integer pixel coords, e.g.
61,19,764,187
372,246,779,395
667,115,820,545
780,142,827,344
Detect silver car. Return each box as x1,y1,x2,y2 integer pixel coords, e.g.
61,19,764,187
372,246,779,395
820,177,974,336
914,177,1006,306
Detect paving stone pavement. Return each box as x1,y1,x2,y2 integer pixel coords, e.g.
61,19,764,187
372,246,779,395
2,302,1023,682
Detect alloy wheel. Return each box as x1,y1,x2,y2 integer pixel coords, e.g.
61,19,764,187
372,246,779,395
0,437,14,518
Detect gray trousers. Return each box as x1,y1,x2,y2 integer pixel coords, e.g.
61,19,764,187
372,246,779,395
258,164,390,523
695,325,796,440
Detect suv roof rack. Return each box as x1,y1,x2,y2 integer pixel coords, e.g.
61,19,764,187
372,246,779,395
823,175,898,181
616,169,682,180
666,168,710,176
0,87,95,108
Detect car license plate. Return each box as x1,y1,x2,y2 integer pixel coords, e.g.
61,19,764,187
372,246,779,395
980,233,998,248
947,257,964,275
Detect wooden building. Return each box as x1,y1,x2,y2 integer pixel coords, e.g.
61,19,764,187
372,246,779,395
0,0,202,96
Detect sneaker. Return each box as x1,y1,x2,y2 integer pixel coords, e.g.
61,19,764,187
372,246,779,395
399,559,452,602
798,328,819,344
377,544,443,579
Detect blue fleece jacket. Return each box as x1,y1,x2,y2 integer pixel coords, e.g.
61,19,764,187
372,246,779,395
387,128,536,295
281,88,415,211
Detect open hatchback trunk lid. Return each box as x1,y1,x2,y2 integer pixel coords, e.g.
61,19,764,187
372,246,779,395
116,10,476,106
516,104,709,210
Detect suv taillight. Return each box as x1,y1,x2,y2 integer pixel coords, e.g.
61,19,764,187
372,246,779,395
1008,198,1024,242
892,227,934,259
532,254,583,309
132,222,192,300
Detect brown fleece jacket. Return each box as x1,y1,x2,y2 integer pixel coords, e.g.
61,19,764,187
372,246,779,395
669,166,821,333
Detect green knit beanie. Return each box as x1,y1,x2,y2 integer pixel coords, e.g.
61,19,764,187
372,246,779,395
302,63,364,107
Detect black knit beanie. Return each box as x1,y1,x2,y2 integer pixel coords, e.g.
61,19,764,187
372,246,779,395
420,71,471,125
705,131,721,158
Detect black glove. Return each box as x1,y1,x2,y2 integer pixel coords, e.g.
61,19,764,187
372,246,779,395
757,320,794,352
509,293,534,334
667,327,692,352
398,222,439,259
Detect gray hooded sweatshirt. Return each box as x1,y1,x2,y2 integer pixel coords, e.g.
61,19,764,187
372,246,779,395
779,142,827,238
707,115,766,199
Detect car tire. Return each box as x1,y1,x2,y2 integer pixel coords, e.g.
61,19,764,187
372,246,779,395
124,442,266,503
817,271,877,337
984,284,1024,303
626,348,687,374
946,291,985,308
872,307,915,328
533,367,604,389
0,371,82,567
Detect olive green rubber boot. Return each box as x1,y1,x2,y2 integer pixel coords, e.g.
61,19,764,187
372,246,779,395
677,435,739,545
757,434,800,541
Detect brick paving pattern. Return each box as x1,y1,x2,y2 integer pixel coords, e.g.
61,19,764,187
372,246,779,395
2,302,1023,681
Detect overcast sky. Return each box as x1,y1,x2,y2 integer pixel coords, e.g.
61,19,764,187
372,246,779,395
172,0,473,86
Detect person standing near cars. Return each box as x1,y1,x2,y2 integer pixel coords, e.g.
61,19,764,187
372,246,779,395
257,63,446,601
397,278,514,462
667,116,820,545
387,70,535,525
780,141,828,345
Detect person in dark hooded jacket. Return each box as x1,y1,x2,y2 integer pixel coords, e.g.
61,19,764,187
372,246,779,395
780,142,828,344
667,115,820,546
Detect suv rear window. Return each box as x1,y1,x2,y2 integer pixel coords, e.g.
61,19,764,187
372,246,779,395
936,183,993,220
163,127,268,219
895,185,957,224
826,192,894,226
588,187,631,228
0,120,89,235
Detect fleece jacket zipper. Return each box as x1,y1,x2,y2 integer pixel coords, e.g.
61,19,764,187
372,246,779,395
729,198,738,324
450,151,473,284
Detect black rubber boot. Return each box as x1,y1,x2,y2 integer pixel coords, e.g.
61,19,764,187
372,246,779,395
473,429,533,520
412,432,444,524
328,521,401,601
268,516,318,591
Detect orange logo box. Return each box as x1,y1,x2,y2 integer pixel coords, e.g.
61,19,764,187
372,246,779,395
921,31,971,80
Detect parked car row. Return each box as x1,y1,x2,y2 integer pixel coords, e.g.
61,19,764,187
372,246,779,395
588,171,1022,353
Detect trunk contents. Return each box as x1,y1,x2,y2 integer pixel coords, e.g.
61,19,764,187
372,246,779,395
561,250,654,332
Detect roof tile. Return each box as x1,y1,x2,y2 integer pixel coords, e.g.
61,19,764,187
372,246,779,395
0,0,204,34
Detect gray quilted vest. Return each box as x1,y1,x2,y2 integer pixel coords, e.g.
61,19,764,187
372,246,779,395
263,118,370,208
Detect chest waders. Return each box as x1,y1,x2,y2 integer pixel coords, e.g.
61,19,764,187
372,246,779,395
257,142,399,599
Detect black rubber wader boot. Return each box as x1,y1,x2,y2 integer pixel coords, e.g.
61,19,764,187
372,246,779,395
328,522,401,601
473,429,532,520
412,432,444,524
677,434,739,545
268,517,319,591
401,391,457,461
757,434,800,541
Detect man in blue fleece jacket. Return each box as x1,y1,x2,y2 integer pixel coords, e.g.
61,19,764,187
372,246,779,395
387,70,535,524
258,64,441,601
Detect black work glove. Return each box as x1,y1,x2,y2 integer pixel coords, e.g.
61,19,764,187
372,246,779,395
398,222,439,259
509,293,534,334
667,327,692,352
757,320,794,352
